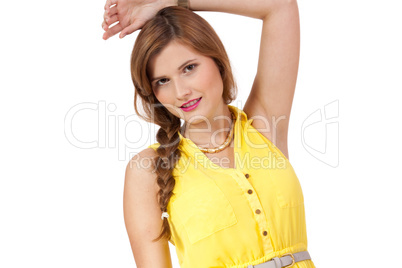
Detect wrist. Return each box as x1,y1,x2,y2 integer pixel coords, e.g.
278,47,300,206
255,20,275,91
163,0,178,8
177,0,189,9
161,0,191,10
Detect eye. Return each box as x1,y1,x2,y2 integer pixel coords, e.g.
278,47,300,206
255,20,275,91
156,78,169,87
184,64,197,73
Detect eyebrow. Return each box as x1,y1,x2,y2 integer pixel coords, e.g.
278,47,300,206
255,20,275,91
151,58,197,83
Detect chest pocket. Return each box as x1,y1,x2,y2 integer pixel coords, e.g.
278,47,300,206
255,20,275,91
172,180,238,245
270,161,305,209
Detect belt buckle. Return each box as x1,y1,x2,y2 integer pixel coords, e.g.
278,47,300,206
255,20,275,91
281,253,295,268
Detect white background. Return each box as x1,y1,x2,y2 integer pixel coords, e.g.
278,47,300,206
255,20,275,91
1,0,401,267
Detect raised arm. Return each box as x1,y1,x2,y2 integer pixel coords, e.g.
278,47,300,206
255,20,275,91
187,2,300,161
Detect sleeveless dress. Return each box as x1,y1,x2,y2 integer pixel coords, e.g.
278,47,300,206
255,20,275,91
148,105,316,268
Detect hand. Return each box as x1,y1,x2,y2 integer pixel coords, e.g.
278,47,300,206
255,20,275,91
102,0,173,40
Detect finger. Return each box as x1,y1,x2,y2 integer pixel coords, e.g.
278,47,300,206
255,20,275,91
103,22,123,40
102,19,111,31
107,5,118,17
104,0,112,11
104,0,118,12
103,9,109,21
102,15,109,30
104,5,117,23
120,20,143,39
101,9,111,30
103,6,114,22
105,14,118,27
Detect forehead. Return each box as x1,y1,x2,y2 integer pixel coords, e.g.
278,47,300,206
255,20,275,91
147,41,202,75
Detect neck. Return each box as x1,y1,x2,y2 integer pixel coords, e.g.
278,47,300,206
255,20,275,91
181,105,234,148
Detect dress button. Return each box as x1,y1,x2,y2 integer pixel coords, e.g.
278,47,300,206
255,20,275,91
255,209,261,214
245,173,250,178
247,189,253,194
263,231,268,236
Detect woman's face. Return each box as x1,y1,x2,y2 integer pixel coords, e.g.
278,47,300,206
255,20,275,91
147,40,225,124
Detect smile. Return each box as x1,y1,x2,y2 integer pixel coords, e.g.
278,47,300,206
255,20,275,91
180,97,202,111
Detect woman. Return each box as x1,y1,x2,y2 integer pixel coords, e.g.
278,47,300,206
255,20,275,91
102,0,315,267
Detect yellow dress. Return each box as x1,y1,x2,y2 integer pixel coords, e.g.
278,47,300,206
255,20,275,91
148,105,316,268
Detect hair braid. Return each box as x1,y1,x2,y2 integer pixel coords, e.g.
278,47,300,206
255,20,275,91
151,116,181,242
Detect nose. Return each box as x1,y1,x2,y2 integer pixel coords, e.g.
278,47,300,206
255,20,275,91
173,78,191,100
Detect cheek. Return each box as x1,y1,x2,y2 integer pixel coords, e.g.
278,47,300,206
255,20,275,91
198,66,223,93
153,89,170,104
154,91,180,116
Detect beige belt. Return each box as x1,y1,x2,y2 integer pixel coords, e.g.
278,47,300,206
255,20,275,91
247,251,311,268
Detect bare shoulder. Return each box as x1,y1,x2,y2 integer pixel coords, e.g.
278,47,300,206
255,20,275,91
125,148,159,194
123,148,173,267
126,147,158,176
245,106,290,160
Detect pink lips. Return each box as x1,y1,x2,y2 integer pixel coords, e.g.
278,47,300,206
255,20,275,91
180,97,202,112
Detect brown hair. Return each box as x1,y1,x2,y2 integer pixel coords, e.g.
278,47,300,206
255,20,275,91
130,6,237,242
